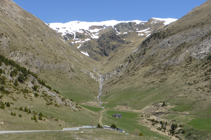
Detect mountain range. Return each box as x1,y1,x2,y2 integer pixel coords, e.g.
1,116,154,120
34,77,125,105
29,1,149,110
1,0,211,139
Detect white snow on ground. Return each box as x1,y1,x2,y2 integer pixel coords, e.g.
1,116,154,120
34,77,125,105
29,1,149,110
80,51,89,56
137,28,151,36
89,28,103,33
84,38,91,42
91,33,99,39
75,40,82,44
152,18,177,25
138,33,144,36
48,20,145,36
48,18,177,36
136,28,150,33
77,44,82,49
114,28,120,35
72,38,91,44
146,34,151,37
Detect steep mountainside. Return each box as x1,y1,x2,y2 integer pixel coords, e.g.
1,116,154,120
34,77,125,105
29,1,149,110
0,55,99,130
2,0,211,139
49,18,177,73
0,0,100,103
101,0,211,139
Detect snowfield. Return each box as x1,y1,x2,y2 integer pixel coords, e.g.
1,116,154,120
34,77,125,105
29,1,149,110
48,18,177,37
48,18,177,56
48,20,145,36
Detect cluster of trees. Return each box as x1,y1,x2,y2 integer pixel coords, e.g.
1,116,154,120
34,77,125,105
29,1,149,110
0,86,9,94
0,54,38,79
0,54,57,93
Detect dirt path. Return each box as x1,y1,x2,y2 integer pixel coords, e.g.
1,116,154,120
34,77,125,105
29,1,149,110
99,109,106,126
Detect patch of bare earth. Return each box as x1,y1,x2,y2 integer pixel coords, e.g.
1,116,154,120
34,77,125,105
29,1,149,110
139,103,184,140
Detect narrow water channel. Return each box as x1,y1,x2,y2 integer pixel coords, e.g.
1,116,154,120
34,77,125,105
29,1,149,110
93,68,104,107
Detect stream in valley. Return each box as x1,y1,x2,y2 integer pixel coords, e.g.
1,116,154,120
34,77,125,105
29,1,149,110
93,68,104,107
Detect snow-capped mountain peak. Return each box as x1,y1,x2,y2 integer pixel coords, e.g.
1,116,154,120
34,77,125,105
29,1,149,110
48,18,177,57
48,20,145,36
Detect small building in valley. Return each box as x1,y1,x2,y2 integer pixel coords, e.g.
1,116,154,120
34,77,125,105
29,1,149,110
112,114,122,118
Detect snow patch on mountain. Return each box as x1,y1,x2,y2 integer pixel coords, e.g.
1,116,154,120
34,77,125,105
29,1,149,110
48,20,144,36
152,18,177,25
80,51,89,56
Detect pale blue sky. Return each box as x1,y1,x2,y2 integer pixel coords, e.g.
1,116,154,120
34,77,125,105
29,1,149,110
13,0,207,23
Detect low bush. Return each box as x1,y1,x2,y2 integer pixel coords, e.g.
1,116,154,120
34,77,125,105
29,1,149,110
32,85,39,91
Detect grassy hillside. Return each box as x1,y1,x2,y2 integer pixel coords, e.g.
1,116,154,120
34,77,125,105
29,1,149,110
0,54,99,130
0,0,100,104
101,0,211,139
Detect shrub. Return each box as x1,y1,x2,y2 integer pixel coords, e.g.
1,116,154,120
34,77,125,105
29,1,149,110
38,116,42,120
139,132,144,136
46,85,52,90
55,118,59,121
19,107,23,111
1,76,6,85
186,133,192,137
179,124,184,127
182,129,186,134
18,74,26,83
31,115,38,122
0,102,5,109
97,123,103,128
24,107,28,112
32,85,39,91
0,86,5,91
38,79,52,90
171,124,178,131
0,86,10,94
39,113,43,117
10,69,18,77
21,88,29,93
162,102,167,107
6,102,10,107
53,89,60,94
14,79,19,86
34,93,39,97
11,112,16,116
111,124,117,129
19,114,22,118
38,79,46,86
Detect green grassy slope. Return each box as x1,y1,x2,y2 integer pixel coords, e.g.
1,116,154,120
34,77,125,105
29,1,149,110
101,0,211,139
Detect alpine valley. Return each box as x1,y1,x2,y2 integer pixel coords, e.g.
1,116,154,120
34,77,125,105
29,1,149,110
0,0,211,140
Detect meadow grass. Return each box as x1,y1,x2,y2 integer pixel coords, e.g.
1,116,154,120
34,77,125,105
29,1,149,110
80,105,102,112
187,117,211,130
103,110,169,140
0,129,141,140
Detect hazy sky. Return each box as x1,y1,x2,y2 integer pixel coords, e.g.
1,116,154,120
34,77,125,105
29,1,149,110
13,0,207,23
